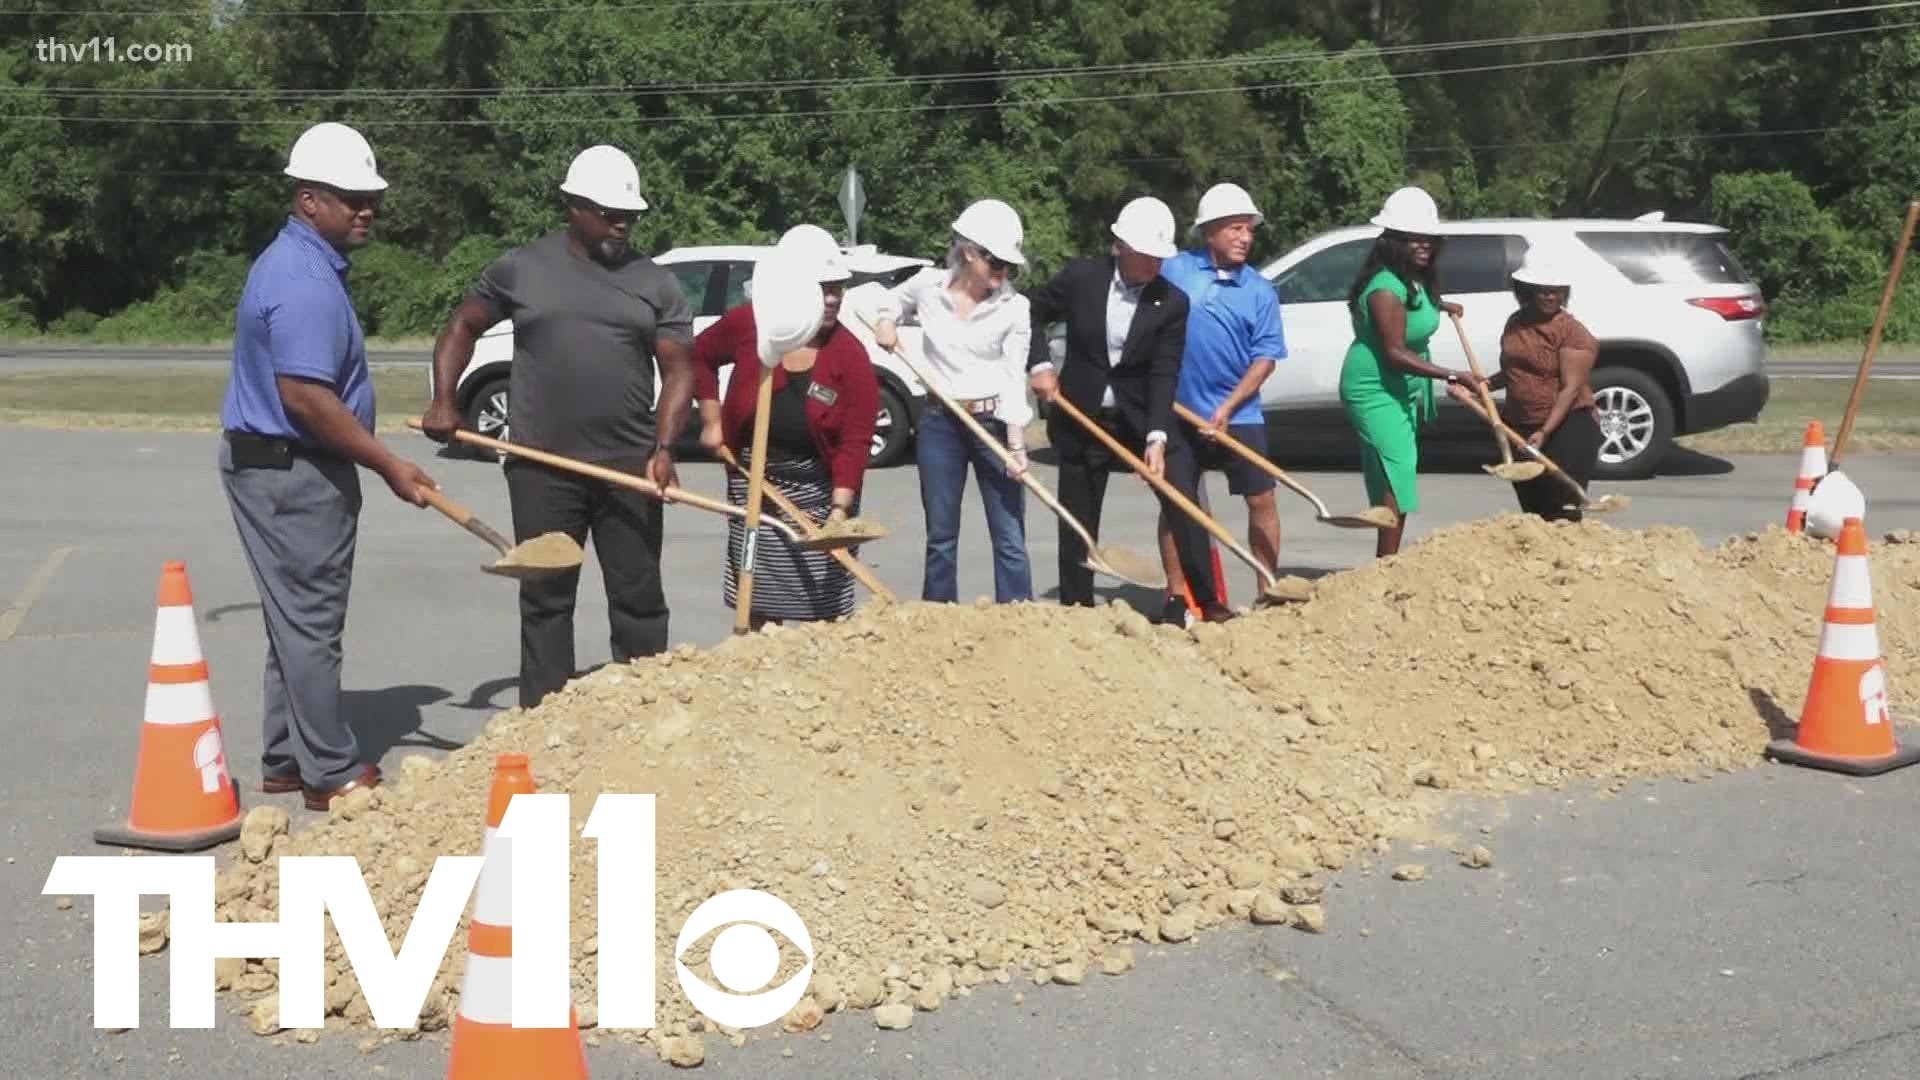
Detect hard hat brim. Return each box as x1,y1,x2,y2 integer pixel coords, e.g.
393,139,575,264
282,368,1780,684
1111,223,1176,259
559,180,649,212
1193,211,1265,232
285,165,388,192
1370,213,1443,235
1510,269,1570,287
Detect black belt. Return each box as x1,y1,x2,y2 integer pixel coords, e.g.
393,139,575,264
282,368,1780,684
225,430,337,468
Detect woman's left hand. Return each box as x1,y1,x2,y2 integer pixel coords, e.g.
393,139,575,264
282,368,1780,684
1527,429,1547,448
1441,300,1464,318
1006,447,1029,478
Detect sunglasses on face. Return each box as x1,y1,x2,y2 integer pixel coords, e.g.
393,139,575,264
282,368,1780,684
570,199,639,226
308,186,382,213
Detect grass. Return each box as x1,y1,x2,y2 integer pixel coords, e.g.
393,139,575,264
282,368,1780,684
1677,377,1920,453
2,366,1917,455
0,368,431,433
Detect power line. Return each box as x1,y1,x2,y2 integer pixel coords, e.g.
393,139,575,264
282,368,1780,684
5,19,1906,125
12,0,1918,101
94,119,1913,179
3,0,826,14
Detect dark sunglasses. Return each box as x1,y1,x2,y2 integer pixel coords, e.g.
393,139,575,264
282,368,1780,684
568,198,640,226
306,185,382,213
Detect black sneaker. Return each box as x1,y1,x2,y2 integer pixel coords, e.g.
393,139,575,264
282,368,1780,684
1156,595,1193,627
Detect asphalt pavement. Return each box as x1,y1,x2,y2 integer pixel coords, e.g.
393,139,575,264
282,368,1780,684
6,425,1920,1079
2,343,1919,379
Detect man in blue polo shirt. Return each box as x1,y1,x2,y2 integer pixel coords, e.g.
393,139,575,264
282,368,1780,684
1157,182,1286,610
218,121,437,812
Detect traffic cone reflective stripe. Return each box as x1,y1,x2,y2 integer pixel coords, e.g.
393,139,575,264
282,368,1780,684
1766,518,1920,776
1785,421,1826,533
95,561,245,851
446,753,589,1080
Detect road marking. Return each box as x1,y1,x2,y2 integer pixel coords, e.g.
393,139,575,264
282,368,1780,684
0,546,74,642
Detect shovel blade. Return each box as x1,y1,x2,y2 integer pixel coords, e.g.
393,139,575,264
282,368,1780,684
1087,545,1167,590
1255,574,1315,606
1320,506,1400,530
1584,494,1630,514
1485,463,1546,482
479,531,585,579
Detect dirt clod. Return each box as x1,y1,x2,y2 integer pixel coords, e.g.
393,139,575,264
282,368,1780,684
1461,846,1495,869
188,517,1920,1062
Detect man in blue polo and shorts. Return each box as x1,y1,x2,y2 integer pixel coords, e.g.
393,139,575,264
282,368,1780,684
1157,182,1286,618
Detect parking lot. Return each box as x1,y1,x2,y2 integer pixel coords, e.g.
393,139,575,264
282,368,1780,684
7,418,1920,1078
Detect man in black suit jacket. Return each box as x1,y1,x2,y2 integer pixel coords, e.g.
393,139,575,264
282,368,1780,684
1026,197,1232,624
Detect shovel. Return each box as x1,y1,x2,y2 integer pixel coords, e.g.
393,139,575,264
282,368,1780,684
1049,394,1313,605
1449,312,1545,483
712,443,895,602
418,486,583,579
1444,385,1630,514
855,316,1164,590
1171,402,1398,530
406,420,873,552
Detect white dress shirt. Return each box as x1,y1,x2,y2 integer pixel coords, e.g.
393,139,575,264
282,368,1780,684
1103,269,1166,445
873,267,1033,430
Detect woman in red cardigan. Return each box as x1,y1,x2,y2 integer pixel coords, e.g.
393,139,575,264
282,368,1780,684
695,228,879,627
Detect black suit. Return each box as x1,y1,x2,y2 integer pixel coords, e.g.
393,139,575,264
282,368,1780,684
1026,256,1221,608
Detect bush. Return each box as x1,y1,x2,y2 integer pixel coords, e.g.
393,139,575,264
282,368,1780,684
89,250,248,344
1708,172,1879,303
0,295,39,336
1764,285,1920,345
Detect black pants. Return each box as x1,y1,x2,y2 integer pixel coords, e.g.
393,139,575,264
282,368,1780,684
1511,408,1603,522
504,456,669,708
1054,408,1220,607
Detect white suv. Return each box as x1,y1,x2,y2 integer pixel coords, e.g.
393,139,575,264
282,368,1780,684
1261,215,1770,480
429,243,934,469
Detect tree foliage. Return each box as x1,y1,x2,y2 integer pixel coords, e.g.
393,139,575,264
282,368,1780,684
0,0,1916,341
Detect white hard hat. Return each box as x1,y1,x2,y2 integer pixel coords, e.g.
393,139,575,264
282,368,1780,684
776,223,852,283
951,199,1027,266
1193,182,1264,231
1510,245,1576,288
559,144,648,212
1805,470,1865,540
750,252,827,365
1370,186,1442,235
284,122,387,192
1110,196,1178,259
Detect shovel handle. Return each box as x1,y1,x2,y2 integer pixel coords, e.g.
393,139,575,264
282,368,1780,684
1449,311,1512,466
1050,393,1276,589
417,486,512,557
407,420,804,543
1169,402,1331,517
1445,385,1592,504
854,316,1112,562
714,445,896,603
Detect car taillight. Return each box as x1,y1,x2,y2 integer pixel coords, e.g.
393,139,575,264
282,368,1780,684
1688,295,1766,320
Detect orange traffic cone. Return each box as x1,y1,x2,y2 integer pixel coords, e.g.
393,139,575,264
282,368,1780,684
1785,420,1827,534
94,561,245,851
1765,518,1920,776
446,753,589,1080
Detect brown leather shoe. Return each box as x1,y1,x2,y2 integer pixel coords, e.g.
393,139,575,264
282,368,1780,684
261,772,302,794
303,764,381,812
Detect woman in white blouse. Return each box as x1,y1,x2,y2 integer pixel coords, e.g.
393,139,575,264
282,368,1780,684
873,199,1035,604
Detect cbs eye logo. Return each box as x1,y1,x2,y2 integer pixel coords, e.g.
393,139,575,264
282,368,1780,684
673,889,814,1028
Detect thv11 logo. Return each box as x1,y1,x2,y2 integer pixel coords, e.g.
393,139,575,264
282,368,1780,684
41,794,813,1031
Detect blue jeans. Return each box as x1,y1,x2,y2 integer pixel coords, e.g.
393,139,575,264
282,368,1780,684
916,406,1032,603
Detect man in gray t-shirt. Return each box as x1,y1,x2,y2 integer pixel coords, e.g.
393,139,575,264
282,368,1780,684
423,144,696,708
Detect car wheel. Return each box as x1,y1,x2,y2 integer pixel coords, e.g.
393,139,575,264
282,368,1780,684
868,384,913,468
1591,366,1674,481
462,376,511,461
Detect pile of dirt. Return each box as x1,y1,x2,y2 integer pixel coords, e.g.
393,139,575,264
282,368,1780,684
198,515,1920,1060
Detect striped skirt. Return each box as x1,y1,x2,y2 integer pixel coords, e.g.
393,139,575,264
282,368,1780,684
723,450,859,622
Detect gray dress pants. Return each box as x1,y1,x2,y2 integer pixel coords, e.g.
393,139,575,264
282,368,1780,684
218,436,364,789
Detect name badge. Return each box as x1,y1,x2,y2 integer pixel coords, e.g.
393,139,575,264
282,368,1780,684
806,382,839,407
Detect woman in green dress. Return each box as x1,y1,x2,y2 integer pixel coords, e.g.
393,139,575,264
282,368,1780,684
1339,186,1486,558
